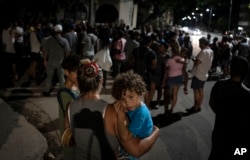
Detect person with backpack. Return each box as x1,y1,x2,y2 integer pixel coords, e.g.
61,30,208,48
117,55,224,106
57,54,81,160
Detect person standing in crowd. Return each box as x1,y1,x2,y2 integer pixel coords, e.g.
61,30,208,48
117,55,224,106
130,35,157,108
13,19,25,81
42,24,71,96
210,37,219,73
112,71,154,160
1,21,18,83
65,61,159,160
207,33,212,45
63,21,77,54
151,42,170,108
28,21,44,82
180,47,189,95
161,42,186,115
111,29,127,77
208,56,250,160
182,34,193,60
57,54,81,160
79,23,96,61
87,25,98,53
186,37,213,113
237,37,250,88
217,36,232,79
237,37,250,59
123,30,140,72
93,26,112,89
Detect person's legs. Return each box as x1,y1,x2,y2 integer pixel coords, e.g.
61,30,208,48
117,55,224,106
143,91,150,109
29,60,36,79
113,59,122,77
163,87,171,115
182,68,189,94
148,82,156,108
193,89,200,109
187,76,204,112
169,85,180,113
44,65,55,94
156,87,163,105
56,66,65,88
196,88,204,110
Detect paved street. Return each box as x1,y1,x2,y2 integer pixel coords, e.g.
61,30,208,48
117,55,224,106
0,67,219,160
0,33,223,160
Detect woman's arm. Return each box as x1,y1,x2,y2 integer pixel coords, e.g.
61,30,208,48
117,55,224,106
114,101,133,142
114,101,159,157
106,103,160,157
120,126,159,157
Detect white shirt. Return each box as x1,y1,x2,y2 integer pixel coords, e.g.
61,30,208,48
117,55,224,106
191,47,214,81
2,28,15,53
30,31,41,53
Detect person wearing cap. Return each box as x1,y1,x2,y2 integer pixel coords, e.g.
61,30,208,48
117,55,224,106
186,37,214,113
42,24,71,96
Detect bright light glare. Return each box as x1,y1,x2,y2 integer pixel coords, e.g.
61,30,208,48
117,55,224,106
182,27,189,32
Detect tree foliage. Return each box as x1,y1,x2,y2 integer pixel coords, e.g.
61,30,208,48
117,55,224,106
142,0,239,32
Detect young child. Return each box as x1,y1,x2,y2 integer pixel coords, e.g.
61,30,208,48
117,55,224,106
112,71,154,160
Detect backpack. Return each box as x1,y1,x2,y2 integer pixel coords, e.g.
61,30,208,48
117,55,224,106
57,88,78,113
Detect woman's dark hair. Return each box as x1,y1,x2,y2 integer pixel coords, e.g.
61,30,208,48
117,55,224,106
111,71,147,100
98,27,111,49
77,62,103,95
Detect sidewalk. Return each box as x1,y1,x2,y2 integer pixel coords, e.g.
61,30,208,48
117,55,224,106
0,98,48,160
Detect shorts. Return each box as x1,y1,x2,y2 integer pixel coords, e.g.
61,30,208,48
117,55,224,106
220,59,231,67
191,76,205,89
166,75,183,88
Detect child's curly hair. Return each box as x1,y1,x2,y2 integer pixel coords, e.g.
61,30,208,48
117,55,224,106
112,71,147,100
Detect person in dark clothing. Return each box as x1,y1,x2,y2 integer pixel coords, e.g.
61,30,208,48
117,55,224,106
210,37,219,73
130,35,157,107
208,56,250,160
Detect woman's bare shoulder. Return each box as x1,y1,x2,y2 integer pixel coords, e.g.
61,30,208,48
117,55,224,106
104,102,118,136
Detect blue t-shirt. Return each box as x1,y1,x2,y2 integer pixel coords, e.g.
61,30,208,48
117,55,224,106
127,102,153,139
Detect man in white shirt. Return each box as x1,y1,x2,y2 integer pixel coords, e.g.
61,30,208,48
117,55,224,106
186,37,214,113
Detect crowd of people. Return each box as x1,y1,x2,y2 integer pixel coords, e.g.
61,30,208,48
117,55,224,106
1,17,250,159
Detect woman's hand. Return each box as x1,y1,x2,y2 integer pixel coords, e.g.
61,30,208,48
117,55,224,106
114,101,132,142
114,100,127,114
